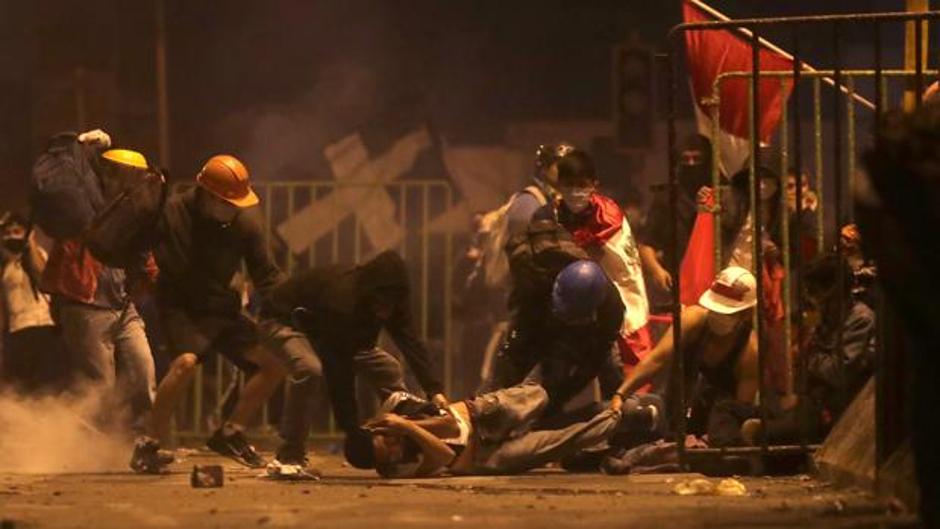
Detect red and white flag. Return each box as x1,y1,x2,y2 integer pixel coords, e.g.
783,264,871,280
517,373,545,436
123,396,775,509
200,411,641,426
683,0,794,175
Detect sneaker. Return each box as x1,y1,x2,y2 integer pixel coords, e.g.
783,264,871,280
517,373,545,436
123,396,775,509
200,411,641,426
130,437,174,474
206,429,267,468
740,418,763,446
265,457,321,481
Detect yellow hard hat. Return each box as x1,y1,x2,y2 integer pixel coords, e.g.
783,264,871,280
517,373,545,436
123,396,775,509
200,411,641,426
102,149,148,169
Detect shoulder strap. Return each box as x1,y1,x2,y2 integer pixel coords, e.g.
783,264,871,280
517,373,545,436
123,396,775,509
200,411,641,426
522,185,548,206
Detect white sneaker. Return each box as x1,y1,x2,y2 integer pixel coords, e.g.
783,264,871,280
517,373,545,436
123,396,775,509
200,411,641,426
265,459,321,481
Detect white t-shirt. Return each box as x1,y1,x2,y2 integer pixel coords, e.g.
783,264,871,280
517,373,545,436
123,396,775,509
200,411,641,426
2,255,54,333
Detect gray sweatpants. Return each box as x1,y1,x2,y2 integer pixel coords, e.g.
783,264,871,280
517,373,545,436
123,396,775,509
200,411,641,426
466,385,623,475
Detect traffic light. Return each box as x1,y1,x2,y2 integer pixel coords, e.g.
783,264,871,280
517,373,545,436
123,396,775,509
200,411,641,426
613,44,654,150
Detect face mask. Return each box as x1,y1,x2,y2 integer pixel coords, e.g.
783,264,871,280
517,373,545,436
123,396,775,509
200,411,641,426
2,238,26,254
198,191,239,225
706,312,739,335
561,188,593,213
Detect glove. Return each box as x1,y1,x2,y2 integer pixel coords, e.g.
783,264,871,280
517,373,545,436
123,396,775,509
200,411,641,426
78,129,112,148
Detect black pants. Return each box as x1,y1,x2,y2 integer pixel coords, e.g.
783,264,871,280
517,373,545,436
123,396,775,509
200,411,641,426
1,325,67,394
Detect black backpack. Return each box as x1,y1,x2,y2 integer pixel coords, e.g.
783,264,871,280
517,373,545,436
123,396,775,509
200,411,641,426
84,167,167,268
29,133,104,239
506,219,590,301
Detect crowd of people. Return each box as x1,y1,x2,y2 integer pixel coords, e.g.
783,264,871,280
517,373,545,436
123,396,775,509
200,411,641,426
0,125,875,480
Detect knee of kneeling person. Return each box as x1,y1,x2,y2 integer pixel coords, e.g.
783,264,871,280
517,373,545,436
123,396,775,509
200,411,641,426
173,353,199,373
286,360,320,386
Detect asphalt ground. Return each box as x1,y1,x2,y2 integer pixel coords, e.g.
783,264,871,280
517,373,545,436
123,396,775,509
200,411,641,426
0,449,918,529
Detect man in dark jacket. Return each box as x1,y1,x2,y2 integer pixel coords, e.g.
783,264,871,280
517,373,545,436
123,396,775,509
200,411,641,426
803,254,875,424
131,154,287,473
261,250,447,475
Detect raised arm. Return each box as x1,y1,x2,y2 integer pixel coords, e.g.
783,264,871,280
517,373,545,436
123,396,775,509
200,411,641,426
368,414,456,478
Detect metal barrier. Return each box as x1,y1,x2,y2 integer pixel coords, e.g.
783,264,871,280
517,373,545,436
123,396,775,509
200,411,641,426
665,11,940,469
169,179,458,443
706,68,937,406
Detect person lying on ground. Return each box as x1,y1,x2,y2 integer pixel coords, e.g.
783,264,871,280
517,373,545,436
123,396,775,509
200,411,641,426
352,384,659,478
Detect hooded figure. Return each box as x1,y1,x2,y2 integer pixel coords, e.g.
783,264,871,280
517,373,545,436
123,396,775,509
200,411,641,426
263,250,444,434
639,134,721,272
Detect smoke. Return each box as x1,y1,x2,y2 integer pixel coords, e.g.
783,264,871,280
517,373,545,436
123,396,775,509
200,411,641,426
0,388,131,474
216,61,382,182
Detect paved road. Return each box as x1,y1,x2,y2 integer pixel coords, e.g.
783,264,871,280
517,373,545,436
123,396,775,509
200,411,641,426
0,451,916,529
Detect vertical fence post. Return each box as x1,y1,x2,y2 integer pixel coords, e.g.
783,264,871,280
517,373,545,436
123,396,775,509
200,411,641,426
749,27,769,458
873,19,886,484
832,23,846,385
664,44,686,471
709,87,723,267
813,79,825,251
791,29,807,450
846,77,857,223
442,184,454,398
779,81,793,399
421,185,430,341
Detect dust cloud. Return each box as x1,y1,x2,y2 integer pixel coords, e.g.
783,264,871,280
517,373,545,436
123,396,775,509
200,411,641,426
0,389,131,474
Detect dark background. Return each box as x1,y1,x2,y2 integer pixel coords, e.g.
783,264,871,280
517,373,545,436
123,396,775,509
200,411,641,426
0,0,918,210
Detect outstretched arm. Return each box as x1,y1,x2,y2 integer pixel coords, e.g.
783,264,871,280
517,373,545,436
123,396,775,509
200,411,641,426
610,305,708,410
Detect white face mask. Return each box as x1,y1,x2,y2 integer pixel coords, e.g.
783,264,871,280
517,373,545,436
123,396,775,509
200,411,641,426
561,188,593,213
706,312,739,335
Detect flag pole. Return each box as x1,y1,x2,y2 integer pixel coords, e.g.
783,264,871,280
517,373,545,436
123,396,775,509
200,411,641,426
687,0,876,111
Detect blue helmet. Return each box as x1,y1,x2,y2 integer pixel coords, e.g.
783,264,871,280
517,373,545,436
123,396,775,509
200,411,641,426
551,260,609,321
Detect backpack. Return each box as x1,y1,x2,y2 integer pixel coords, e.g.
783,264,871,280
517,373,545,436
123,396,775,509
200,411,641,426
478,186,547,290
29,133,104,239
505,218,590,301
84,167,167,268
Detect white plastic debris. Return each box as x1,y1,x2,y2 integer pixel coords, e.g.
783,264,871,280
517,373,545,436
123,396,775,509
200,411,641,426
674,478,715,495
673,477,747,496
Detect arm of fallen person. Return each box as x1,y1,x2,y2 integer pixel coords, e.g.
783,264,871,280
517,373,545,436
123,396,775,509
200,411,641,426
612,306,706,407
394,419,456,478
408,412,461,439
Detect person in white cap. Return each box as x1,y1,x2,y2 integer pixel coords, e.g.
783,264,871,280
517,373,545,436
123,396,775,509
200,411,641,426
609,266,761,446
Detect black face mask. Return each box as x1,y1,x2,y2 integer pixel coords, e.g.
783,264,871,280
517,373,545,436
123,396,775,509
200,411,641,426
678,159,710,195
3,238,26,253
196,191,239,226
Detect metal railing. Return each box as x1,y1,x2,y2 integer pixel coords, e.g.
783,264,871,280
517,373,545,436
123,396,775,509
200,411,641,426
664,10,940,471
168,179,458,443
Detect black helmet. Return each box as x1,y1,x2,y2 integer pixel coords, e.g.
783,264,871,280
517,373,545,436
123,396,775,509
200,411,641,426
534,143,575,173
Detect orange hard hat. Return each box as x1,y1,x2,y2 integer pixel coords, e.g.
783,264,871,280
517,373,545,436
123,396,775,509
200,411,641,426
195,154,259,208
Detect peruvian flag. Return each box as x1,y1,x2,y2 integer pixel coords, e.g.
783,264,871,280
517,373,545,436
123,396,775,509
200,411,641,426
683,0,794,175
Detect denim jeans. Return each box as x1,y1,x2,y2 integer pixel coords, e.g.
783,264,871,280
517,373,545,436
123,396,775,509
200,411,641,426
57,300,155,435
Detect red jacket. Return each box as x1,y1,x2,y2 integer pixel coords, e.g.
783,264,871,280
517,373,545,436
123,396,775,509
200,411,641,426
41,239,157,304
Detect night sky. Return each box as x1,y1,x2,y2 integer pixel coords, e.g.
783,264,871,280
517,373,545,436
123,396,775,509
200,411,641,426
0,0,921,207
